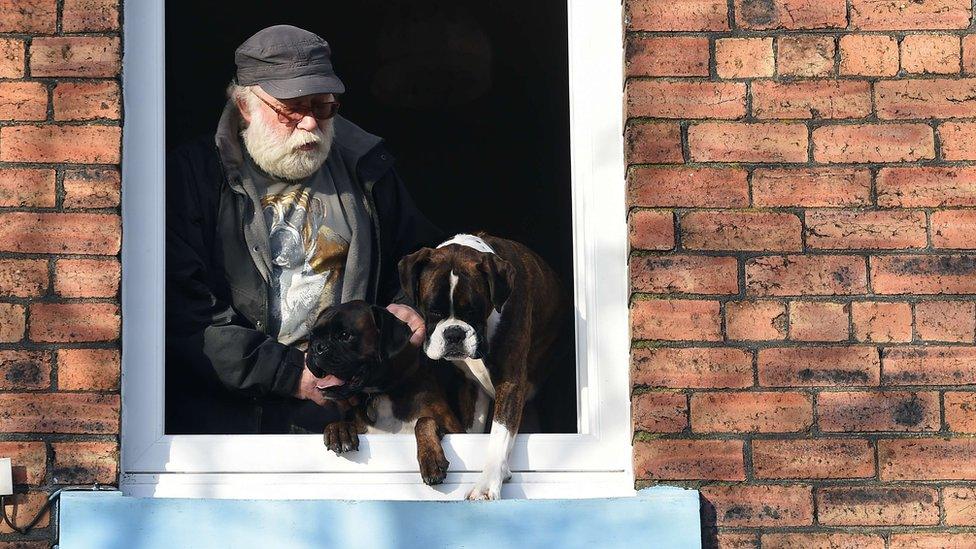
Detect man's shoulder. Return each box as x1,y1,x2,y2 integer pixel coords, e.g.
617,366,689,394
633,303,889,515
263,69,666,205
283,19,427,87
332,116,385,160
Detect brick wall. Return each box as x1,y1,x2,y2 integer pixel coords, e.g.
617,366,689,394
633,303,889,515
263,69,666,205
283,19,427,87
625,0,976,546
0,0,121,546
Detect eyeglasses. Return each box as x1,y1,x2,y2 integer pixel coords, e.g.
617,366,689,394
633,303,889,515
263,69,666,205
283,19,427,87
250,89,341,124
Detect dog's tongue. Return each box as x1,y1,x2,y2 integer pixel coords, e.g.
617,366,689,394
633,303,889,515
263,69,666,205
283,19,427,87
315,375,346,390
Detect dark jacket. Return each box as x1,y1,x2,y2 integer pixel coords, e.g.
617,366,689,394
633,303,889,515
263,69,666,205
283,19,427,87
165,116,441,434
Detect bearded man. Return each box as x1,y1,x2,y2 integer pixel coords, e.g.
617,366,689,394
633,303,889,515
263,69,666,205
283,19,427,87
165,25,440,434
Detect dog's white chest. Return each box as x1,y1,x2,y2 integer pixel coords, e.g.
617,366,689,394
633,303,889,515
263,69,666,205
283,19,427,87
452,358,495,398
364,395,417,434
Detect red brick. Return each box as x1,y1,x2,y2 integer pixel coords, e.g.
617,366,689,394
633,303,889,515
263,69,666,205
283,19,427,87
872,255,976,295
851,0,970,29
758,346,880,386
0,493,48,534
700,484,813,526
880,438,976,480
818,486,939,526
632,392,687,432
29,36,120,77
0,0,56,32
681,211,801,252
0,442,45,485
763,533,884,549
939,122,976,161
631,347,753,388
626,36,709,77
777,35,835,77
746,255,867,296
901,34,961,75
716,38,774,78
916,300,975,342
890,533,976,549
819,391,940,432
752,80,872,119
628,167,749,208
0,351,49,390
631,299,721,341
52,441,117,484
0,213,120,255
0,125,120,164
634,439,744,480
789,301,849,341
753,439,875,479
689,122,808,162
0,82,47,121
852,301,913,343
629,210,674,251
626,0,730,30
718,533,758,549
0,169,56,208
734,0,846,29
726,300,787,341
53,81,120,121
63,168,121,209
691,391,812,432
883,346,976,385
29,303,119,343
966,35,976,74
630,255,738,294
840,34,899,76
813,124,934,163
0,392,119,434
57,348,119,391
0,259,47,298
944,486,976,525
626,122,682,164
55,258,120,298
878,167,976,207
806,210,927,250
627,80,746,119
0,38,25,78
945,392,976,433
752,168,871,207
877,79,976,119
0,303,25,343
62,0,119,32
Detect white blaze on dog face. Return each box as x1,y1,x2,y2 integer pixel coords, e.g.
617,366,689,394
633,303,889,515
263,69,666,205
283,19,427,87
425,270,482,360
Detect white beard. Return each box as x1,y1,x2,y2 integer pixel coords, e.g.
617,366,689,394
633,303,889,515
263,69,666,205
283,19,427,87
241,110,334,181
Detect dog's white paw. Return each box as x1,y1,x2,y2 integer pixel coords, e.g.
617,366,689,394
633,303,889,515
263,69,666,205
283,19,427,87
465,466,510,500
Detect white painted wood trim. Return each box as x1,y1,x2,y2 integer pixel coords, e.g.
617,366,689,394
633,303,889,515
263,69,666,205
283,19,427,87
120,0,629,497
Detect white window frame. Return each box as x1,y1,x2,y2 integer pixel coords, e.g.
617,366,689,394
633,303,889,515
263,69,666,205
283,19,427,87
120,0,631,500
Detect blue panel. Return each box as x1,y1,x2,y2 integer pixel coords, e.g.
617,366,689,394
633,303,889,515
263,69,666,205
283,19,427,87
60,487,700,549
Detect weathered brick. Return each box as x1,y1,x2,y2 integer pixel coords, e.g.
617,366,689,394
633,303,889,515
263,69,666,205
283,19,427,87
746,255,867,296
632,392,687,432
789,301,849,341
852,301,913,343
0,493,49,534
777,35,835,77
818,486,939,526
966,35,976,74
630,255,738,294
681,211,802,252
57,348,119,391
0,213,120,255
819,391,940,432
752,168,871,207
877,79,976,119
626,0,730,30
763,533,884,549
880,438,976,480
726,300,787,341
872,255,976,294
627,80,746,119
0,259,48,297
0,0,56,32
62,0,119,32
901,33,962,75
55,258,120,298
719,533,759,549
0,303,25,343
716,38,774,78
813,124,935,163
628,167,749,208
699,484,813,526
752,80,872,119
733,0,846,29
626,122,683,164
878,167,976,207
851,0,970,29
53,81,120,121
839,34,900,76
51,441,117,484
0,392,119,434
891,533,976,548
634,439,744,480
691,391,812,432
688,122,808,162
758,346,880,386
916,300,975,342
0,38,26,78
944,486,976,525
29,303,120,343
0,125,120,164
63,168,121,209
883,346,976,385
0,351,49,390
29,36,120,77
0,169,56,208
939,122,976,161
0,82,47,121
626,36,710,77
753,439,874,479
945,392,976,433
0,442,45,484
629,210,674,251
806,210,927,250
631,299,721,341
631,347,753,388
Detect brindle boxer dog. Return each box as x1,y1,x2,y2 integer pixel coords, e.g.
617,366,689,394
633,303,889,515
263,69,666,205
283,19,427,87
306,300,462,485
398,233,569,500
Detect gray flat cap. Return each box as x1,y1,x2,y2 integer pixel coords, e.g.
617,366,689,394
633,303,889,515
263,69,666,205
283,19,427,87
235,25,345,99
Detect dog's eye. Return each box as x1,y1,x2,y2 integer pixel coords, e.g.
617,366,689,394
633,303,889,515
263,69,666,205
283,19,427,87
338,330,353,342
312,341,326,355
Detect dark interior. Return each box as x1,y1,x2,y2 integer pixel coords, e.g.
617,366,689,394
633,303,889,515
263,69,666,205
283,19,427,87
165,0,576,432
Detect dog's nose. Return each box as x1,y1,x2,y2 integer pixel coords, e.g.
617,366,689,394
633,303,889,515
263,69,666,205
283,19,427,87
443,325,466,345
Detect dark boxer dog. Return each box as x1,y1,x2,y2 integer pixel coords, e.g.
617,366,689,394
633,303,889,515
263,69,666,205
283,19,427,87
398,233,569,499
306,300,462,485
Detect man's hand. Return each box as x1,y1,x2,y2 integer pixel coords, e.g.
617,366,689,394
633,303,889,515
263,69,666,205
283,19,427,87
386,303,426,347
294,366,357,412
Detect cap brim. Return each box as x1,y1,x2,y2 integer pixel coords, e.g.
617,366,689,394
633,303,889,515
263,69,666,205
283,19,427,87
258,74,345,99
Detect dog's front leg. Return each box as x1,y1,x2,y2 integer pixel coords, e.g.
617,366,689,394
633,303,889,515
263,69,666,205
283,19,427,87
467,380,524,500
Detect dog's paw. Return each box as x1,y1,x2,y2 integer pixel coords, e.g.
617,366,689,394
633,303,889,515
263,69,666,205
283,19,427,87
418,447,450,486
465,473,504,501
323,421,360,454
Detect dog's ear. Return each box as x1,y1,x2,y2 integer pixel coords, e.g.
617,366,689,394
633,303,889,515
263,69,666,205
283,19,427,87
479,254,514,311
371,305,413,361
397,248,433,306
